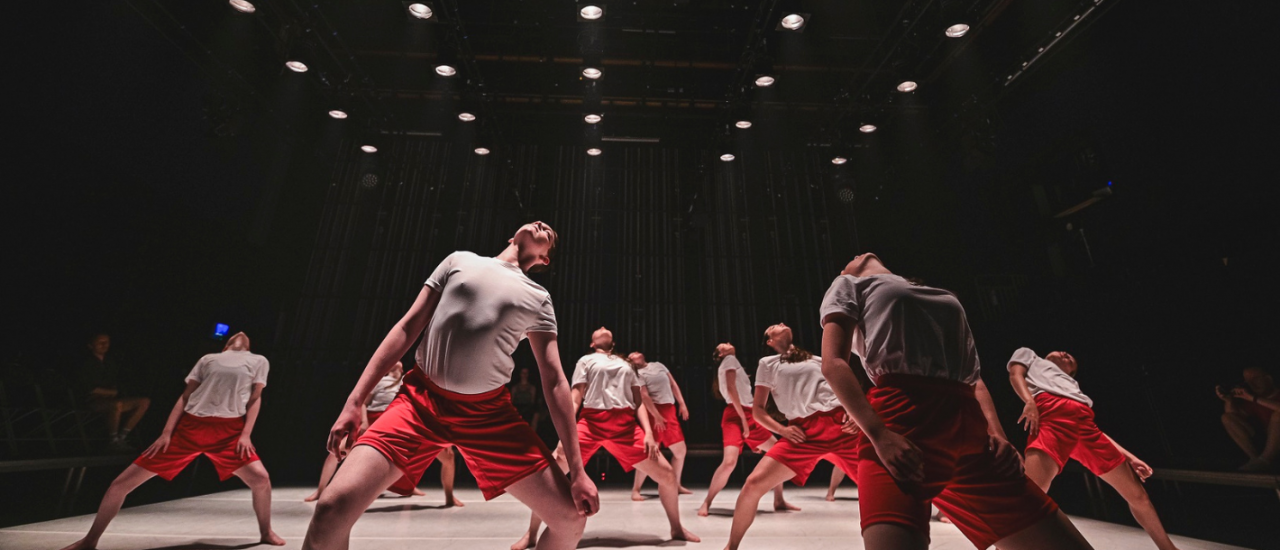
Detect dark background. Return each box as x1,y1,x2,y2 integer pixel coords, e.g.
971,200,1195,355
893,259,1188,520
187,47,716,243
4,0,1278,546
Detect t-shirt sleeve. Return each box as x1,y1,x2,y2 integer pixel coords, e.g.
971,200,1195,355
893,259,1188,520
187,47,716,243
755,358,776,389
1007,348,1037,372
625,367,642,388
527,295,558,334
819,275,861,324
425,252,461,292
185,356,209,384
253,357,270,387
653,362,669,376
571,357,588,387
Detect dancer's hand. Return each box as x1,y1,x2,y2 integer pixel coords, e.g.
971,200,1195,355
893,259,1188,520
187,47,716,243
1017,402,1040,439
870,430,924,483
1230,387,1255,401
651,412,667,431
988,435,1023,478
644,433,660,459
568,469,600,517
1128,456,1153,481
237,435,257,458
780,425,806,444
142,433,171,458
678,403,690,421
328,402,362,459
839,418,861,436
741,422,751,442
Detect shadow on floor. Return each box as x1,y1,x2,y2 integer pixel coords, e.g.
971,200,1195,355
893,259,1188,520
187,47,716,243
138,543,262,550
578,531,687,548
364,503,455,513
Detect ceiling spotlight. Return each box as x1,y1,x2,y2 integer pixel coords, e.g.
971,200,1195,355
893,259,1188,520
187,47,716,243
720,154,735,162
587,148,602,156
229,0,256,13
780,14,805,30
897,80,918,92
285,61,308,73
945,23,970,38
582,67,602,79
755,75,775,87
457,112,476,121
735,120,752,129
831,157,849,165
360,145,378,153
408,3,433,19
474,147,490,156
580,5,603,20
435,65,457,76
584,114,602,124
328,110,348,119
859,124,877,133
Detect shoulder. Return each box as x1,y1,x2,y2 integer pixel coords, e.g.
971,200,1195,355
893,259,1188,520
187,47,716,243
758,355,780,368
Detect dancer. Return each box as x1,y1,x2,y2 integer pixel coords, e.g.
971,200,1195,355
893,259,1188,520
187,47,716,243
820,253,1093,550
726,323,860,550
303,222,598,550
826,467,849,501
628,351,693,499
59,332,283,550
515,328,699,549
1009,348,1181,550
1218,367,1280,472
699,343,790,517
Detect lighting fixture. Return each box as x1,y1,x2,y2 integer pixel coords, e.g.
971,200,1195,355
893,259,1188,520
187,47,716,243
584,114,602,124
582,67,602,79
735,121,752,129
474,147,490,155
945,23,970,38
408,3,433,19
229,0,256,13
754,75,775,87
897,80,917,92
780,14,805,30
285,61,308,73
587,148,602,156
859,124,877,133
458,112,476,121
328,110,348,119
360,145,378,153
831,157,848,165
435,65,457,76
720,154,735,162
580,5,603,20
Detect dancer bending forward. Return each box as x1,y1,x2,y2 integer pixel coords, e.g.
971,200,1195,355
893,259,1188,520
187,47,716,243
1009,347,1180,550
699,343,793,516
628,351,694,499
515,328,699,549
60,332,283,550
726,323,861,550
303,222,598,550
820,253,1094,550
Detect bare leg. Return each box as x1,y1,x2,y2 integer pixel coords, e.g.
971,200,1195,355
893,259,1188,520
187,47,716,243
995,510,1094,550
1221,413,1259,459
513,443,569,550
633,453,699,542
632,468,650,501
670,441,692,494
699,446,741,516
103,401,123,437
826,466,846,501
306,453,341,502
58,465,156,550
726,457,796,550
120,397,150,432
1098,464,1179,550
505,465,588,550
302,446,405,550
1024,449,1061,493
1261,412,1280,463
772,482,798,511
440,446,464,506
233,461,285,545
862,523,929,550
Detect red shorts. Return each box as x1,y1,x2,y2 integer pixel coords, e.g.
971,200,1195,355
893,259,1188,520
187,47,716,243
577,407,651,471
721,406,774,451
858,375,1058,549
651,403,685,447
356,369,552,500
1028,393,1126,476
366,410,386,425
133,413,259,481
765,408,861,485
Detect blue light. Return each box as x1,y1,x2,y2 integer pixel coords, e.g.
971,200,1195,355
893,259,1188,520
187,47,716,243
214,323,230,338
1107,181,1112,186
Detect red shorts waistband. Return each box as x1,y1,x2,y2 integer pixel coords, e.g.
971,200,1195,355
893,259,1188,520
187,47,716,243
180,412,246,425
582,407,637,415
408,368,509,402
873,373,975,396
790,407,846,424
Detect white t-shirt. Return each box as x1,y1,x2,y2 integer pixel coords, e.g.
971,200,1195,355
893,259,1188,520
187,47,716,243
367,374,403,413
756,354,841,420
184,350,269,418
572,352,640,410
820,274,981,385
1007,348,1093,408
636,361,675,405
416,251,558,394
717,355,754,407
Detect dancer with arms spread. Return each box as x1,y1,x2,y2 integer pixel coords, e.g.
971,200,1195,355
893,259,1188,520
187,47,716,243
628,351,694,499
302,222,598,550
820,253,1094,550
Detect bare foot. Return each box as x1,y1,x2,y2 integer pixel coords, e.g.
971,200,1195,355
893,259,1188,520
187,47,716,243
446,496,466,507
303,490,320,502
412,488,426,496
825,493,836,502
671,527,701,543
631,492,647,501
678,486,693,495
774,500,801,512
58,538,96,550
261,531,286,546
697,503,711,517
510,531,536,550
939,516,952,524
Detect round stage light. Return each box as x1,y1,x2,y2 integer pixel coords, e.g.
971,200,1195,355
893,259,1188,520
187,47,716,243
587,148,602,156
583,67,602,79
360,145,378,153
584,114,602,124
831,156,848,165
286,61,308,73
755,75,775,87
474,147,490,155
408,3,433,19
458,112,476,121
781,14,805,30
735,120,752,129
435,65,457,76
837,187,856,203
945,23,970,38
229,0,256,14
580,5,603,20
859,124,877,133
720,154,735,162
328,110,348,119
897,80,918,92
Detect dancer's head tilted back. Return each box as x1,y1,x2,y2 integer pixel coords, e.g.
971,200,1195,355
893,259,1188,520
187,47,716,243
223,332,251,352
714,342,737,361
591,326,615,353
508,221,559,273
840,252,892,278
1044,351,1079,377
626,351,647,368
764,323,812,363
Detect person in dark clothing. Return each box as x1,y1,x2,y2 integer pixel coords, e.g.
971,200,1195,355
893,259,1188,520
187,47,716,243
78,334,150,451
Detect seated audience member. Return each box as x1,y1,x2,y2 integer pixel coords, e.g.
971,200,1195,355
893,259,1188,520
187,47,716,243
1218,367,1280,472
78,333,151,451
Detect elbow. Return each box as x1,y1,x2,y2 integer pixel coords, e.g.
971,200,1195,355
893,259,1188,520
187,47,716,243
751,405,768,424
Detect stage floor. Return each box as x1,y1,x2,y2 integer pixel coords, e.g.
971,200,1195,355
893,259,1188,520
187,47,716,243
0,486,1247,550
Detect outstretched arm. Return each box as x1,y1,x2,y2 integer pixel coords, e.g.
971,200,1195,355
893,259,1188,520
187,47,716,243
638,385,665,431
141,380,200,458
668,373,690,421
1008,363,1040,438
528,331,599,516
237,384,265,458
1105,434,1153,480
974,377,1024,477
751,386,802,443
723,369,751,438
